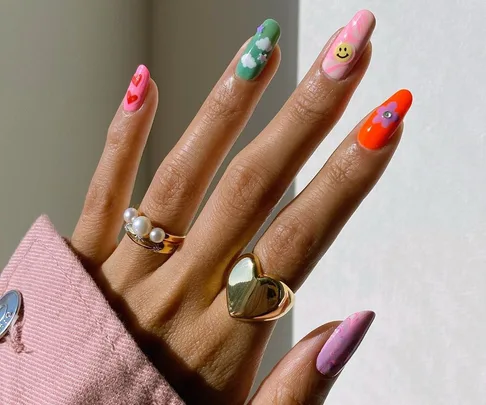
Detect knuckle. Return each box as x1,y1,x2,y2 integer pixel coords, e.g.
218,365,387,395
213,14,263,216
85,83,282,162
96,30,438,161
263,212,316,269
285,81,330,125
216,160,273,220
320,152,360,194
268,380,306,405
146,157,197,215
203,82,246,124
106,121,132,154
83,179,117,218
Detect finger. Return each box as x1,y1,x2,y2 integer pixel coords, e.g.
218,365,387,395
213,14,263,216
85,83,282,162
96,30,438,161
139,20,280,234
183,10,375,288
72,65,156,267
250,311,375,405
108,20,282,279
254,89,413,289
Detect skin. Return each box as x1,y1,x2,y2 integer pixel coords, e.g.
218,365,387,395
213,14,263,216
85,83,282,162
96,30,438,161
70,30,403,404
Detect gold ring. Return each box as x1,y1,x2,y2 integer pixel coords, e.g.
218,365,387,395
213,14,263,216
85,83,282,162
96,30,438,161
226,253,294,322
123,207,185,254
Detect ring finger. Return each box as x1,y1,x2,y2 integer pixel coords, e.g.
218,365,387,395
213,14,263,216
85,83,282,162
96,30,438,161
205,89,411,402
253,89,413,291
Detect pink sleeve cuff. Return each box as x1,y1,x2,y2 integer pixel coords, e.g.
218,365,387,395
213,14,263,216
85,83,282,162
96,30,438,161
0,216,184,405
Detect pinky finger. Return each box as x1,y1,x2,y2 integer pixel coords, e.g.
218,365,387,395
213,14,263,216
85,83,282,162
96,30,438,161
250,311,375,405
72,65,157,267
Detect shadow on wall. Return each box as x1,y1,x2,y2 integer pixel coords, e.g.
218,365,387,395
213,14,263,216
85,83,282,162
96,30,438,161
149,0,299,392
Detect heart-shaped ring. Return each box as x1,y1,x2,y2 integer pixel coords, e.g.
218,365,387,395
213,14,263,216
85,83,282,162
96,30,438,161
226,254,294,322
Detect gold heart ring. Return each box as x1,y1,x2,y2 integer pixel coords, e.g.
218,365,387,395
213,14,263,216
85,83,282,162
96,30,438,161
226,254,294,322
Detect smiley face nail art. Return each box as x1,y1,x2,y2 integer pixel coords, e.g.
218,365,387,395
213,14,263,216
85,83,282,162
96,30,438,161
334,42,354,63
322,10,375,80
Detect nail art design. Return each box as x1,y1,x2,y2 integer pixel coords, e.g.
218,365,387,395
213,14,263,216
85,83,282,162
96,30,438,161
124,64,150,112
322,10,375,80
316,311,375,377
236,19,281,81
358,89,413,150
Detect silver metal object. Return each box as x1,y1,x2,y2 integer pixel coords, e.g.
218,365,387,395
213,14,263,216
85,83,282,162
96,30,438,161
383,111,393,119
0,290,22,339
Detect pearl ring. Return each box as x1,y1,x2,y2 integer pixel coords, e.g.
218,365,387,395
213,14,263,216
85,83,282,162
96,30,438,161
123,207,185,254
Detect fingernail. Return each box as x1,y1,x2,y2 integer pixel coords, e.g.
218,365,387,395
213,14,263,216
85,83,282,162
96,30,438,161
358,89,413,150
322,10,375,80
316,311,375,377
236,19,281,81
124,64,150,112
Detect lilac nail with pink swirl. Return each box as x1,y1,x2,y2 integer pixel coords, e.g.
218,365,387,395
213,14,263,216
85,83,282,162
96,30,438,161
316,310,375,377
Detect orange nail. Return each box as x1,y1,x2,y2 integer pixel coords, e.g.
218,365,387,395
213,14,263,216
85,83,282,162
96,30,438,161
358,89,413,150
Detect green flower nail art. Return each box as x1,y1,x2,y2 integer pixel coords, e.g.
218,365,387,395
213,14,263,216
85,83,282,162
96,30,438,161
236,19,281,81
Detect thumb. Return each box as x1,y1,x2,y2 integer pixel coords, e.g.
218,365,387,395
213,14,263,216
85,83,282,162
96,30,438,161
249,311,375,405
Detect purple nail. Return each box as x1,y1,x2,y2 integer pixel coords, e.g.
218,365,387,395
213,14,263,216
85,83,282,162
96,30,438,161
316,311,375,377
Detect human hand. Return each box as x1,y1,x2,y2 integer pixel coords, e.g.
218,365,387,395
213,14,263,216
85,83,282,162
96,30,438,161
70,11,411,404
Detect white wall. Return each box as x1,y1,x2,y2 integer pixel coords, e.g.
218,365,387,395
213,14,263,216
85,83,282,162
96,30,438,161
296,0,486,403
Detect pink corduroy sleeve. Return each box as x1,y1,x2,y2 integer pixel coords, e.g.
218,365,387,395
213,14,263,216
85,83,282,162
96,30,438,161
0,216,184,405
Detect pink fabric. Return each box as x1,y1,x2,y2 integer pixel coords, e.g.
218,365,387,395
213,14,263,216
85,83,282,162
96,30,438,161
0,216,184,405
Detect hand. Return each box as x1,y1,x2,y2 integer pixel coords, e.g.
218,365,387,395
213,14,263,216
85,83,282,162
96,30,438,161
70,12,411,404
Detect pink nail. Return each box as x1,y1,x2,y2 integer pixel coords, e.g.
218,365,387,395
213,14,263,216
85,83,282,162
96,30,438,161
322,10,375,80
123,64,150,112
316,311,375,377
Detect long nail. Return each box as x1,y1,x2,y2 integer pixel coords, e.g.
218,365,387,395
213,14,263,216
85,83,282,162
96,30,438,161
236,19,281,81
322,10,375,80
124,64,150,112
316,311,375,377
358,89,413,150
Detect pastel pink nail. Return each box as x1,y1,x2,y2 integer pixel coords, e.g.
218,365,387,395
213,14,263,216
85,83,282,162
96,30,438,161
316,311,375,377
322,10,375,80
123,64,150,112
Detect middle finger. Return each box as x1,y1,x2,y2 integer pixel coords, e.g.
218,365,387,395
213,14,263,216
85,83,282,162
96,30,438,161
106,21,282,284
179,10,375,289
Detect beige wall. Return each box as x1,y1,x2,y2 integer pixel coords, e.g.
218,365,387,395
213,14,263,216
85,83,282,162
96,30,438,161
0,1,150,265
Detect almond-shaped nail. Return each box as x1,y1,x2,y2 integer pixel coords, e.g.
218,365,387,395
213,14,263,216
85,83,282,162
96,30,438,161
316,311,375,377
322,10,375,80
358,89,413,150
236,19,281,81
123,64,150,112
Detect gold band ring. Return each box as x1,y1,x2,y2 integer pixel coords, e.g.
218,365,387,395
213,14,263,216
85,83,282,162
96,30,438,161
226,253,294,322
123,207,185,254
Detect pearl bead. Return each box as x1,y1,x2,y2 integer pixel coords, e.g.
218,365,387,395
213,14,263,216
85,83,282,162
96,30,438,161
123,208,138,224
149,227,166,244
132,216,152,238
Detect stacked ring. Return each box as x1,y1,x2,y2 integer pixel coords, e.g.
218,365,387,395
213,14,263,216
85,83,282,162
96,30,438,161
123,207,185,254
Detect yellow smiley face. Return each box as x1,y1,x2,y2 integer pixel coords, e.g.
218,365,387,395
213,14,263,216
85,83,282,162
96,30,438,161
334,42,354,63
